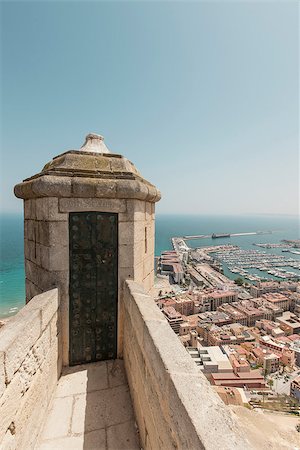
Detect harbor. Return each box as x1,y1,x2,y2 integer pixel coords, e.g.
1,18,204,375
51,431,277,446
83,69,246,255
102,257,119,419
172,231,300,284
183,230,273,240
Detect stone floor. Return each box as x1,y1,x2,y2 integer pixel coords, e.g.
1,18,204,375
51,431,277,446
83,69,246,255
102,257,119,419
37,360,140,450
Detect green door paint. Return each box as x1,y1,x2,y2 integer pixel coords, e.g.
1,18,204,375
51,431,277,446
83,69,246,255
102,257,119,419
69,212,118,366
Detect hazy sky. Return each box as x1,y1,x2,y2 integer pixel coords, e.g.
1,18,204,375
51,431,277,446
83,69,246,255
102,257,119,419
1,1,299,215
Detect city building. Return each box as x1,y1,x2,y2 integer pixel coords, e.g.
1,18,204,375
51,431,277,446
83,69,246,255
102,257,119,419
186,346,233,373
251,298,283,321
250,281,298,298
195,264,236,291
159,251,185,284
198,310,232,327
203,290,238,311
162,306,184,333
261,293,290,312
290,376,300,402
290,340,300,367
277,312,300,335
281,348,295,367
203,323,255,347
255,319,285,338
218,304,248,326
263,353,280,374
232,301,264,327
210,370,266,389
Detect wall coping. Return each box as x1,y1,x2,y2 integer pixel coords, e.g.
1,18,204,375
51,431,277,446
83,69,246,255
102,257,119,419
124,280,253,450
0,289,59,384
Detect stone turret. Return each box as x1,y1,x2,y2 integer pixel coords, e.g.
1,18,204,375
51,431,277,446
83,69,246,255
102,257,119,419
14,134,161,365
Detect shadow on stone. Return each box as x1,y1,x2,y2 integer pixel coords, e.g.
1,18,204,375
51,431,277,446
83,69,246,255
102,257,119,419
82,359,140,450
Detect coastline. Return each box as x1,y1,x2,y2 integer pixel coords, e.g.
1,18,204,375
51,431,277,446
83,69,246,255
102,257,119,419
0,212,299,319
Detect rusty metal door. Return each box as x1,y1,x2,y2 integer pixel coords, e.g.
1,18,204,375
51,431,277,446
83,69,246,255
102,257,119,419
69,212,118,366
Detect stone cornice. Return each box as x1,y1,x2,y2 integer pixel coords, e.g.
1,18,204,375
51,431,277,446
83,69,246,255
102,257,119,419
14,151,161,202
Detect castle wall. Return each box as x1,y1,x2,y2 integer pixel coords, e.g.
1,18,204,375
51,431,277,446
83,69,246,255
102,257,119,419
0,289,60,450
122,280,251,450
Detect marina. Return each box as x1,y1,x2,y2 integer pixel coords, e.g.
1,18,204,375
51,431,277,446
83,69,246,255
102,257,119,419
172,231,300,284
209,247,300,282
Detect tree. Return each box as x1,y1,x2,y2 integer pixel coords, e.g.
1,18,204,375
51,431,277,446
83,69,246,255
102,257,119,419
234,277,244,286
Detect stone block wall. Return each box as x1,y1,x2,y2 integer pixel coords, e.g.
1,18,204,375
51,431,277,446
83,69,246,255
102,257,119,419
123,281,253,450
0,289,61,450
24,195,155,364
24,197,68,301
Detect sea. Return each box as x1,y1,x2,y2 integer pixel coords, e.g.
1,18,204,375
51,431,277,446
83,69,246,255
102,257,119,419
0,213,299,319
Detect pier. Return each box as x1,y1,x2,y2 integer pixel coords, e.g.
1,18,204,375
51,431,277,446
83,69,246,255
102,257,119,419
183,231,272,240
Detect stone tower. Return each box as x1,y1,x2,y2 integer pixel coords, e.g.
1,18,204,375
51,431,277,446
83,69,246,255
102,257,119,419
14,134,161,366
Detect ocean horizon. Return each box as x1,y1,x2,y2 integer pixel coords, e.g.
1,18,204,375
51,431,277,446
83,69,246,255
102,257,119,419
0,212,299,318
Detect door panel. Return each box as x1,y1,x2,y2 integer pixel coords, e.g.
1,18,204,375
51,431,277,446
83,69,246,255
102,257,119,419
69,212,118,366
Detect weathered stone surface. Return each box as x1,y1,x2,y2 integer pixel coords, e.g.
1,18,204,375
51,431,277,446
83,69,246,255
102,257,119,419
12,363,49,450
95,179,118,198
133,261,144,283
123,280,252,450
142,271,154,293
24,220,35,241
25,278,43,302
14,148,161,202
36,221,68,247
25,258,68,294
143,254,154,279
59,197,127,213
40,245,69,271
107,419,140,450
15,176,72,200
26,289,59,332
0,309,41,383
115,179,149,201
0,372,23,441
24,199,36,219
71,177,97,197
118,221,135,245
118,199,146,222
42,396,73,440
118,244,134,269
0,289,61,449
24,239,41,265
0,353,6,399
35,198,68,221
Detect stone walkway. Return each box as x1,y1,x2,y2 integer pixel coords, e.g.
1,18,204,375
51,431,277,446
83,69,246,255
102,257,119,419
37,360,140,450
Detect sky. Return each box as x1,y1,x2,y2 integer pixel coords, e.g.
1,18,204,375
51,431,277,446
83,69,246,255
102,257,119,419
0,0,299,216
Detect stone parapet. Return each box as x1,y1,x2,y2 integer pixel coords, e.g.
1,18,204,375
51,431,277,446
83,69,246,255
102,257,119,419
122,280,253,450
0,289,61,450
